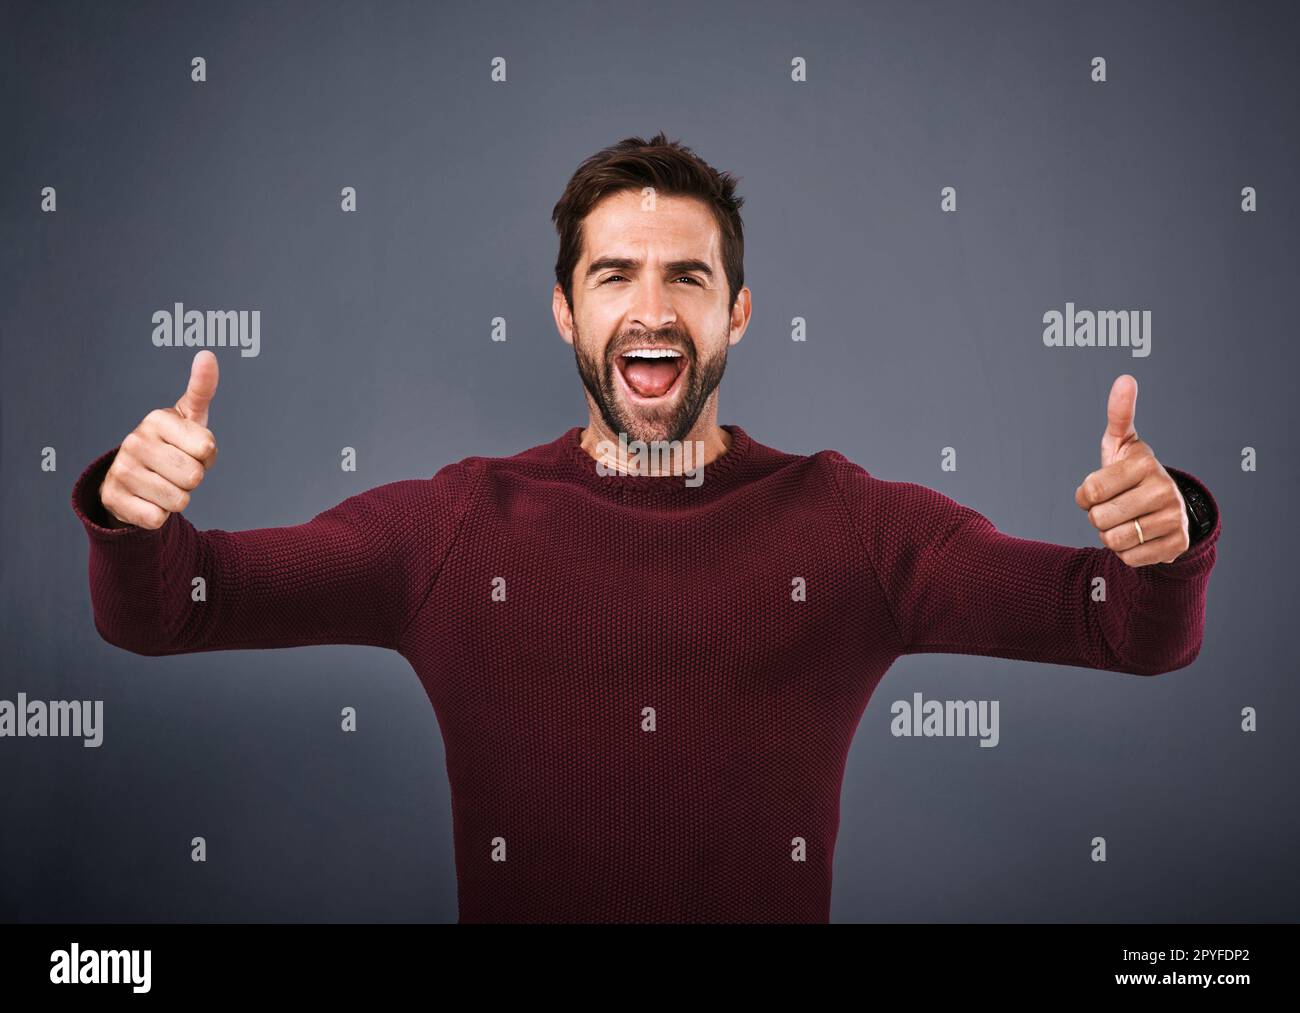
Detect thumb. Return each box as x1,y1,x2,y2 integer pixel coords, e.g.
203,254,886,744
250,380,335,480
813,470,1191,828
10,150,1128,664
176,350,219,428
1101,373,1138,467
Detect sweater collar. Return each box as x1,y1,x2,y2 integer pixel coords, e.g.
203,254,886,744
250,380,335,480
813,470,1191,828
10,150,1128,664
557,423,755,497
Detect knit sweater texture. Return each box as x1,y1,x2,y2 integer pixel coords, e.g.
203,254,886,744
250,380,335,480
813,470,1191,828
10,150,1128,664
70,424,1221,922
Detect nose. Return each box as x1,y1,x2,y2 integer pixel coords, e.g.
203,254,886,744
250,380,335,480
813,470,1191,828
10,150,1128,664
627,276,678,333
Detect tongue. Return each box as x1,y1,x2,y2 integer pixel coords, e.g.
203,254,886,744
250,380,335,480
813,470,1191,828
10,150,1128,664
623,359,679,398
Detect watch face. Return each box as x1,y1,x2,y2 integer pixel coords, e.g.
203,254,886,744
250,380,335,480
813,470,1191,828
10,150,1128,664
1184,489,1211,533
1172,476,1213,537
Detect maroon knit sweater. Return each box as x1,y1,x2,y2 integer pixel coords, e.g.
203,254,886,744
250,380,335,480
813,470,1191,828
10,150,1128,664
70,424,1221,923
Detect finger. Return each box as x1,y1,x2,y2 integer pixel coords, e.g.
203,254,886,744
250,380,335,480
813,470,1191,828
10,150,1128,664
176,350,220,429
1097,505,1185,553
1085,477,1168,531
1114,530,1187,568
1100,373,1140,469
1075,450,1154,508
113,457,193,514
143,409,217,465
102,489,170,530
139,440,209,491
1105,373,1138,443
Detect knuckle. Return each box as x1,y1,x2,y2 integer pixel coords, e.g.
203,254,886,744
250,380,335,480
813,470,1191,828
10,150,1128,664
112,456,139,487
136,504,163,530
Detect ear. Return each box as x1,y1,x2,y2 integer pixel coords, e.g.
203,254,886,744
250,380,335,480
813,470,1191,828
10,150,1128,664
553,283,575,347
728,287,752,347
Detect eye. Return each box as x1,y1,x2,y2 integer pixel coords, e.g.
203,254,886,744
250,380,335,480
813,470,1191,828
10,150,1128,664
599,274,701,286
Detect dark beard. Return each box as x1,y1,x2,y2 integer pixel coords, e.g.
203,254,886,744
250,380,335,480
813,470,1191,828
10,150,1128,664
573,323,728,446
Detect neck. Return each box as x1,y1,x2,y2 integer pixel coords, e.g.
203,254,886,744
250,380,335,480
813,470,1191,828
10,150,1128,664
578,410,732,477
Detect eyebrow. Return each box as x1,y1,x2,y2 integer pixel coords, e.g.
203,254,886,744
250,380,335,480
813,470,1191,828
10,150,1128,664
585,257,714,281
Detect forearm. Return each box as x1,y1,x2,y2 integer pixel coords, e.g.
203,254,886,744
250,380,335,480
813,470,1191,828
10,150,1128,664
72,447,219,654
70,446,481,656
830,454,1222,676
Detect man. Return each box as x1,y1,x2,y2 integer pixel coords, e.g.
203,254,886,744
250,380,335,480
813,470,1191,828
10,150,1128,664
71,132,1220,923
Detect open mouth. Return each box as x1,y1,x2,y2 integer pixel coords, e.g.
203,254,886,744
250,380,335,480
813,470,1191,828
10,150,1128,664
614,348,688,402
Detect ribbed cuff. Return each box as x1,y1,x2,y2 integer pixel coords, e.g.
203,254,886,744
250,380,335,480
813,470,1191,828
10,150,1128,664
69,445,175,545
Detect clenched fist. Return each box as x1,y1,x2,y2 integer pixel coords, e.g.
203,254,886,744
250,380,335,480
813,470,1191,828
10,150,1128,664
1074,373,1191,567
98,350,220,530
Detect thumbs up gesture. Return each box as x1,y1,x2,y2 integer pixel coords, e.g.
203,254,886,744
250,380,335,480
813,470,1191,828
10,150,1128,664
1074,374,1190,566
98,350,220,530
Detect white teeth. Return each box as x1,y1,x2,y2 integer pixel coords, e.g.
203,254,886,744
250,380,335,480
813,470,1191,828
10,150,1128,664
623,348,682,358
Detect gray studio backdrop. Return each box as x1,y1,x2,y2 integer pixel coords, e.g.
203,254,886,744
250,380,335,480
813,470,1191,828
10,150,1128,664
2,0,1296,922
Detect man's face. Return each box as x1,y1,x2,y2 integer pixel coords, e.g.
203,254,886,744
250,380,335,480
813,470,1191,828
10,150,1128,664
555,189,749,446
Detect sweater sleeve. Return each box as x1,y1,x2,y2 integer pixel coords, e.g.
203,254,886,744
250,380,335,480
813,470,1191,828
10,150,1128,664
70,446,482,656
826,454,1221,676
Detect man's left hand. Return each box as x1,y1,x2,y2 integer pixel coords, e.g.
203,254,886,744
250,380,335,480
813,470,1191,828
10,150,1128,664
1074,373,1191,567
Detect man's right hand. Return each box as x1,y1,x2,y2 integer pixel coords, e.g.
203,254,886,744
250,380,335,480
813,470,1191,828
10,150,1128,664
98,350,220,530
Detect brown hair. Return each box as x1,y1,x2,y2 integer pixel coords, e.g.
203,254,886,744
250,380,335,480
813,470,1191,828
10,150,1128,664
551,131,746,313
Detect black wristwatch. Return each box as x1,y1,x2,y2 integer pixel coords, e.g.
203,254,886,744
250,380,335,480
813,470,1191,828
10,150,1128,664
1171,472,1215,543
